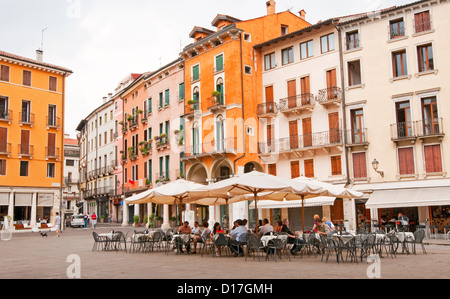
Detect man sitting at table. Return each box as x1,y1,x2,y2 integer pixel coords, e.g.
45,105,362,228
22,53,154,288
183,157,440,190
177,221,192,253
229,219,247,256
257,218,274,238
192,221,210,254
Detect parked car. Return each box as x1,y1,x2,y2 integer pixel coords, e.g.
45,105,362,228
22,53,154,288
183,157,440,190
70,215,85,228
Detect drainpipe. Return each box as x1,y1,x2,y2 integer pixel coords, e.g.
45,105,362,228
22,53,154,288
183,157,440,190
233,32,246,175
60,73,66,231
333,20,351,187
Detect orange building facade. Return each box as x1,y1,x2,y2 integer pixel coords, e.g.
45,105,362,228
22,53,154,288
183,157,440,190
179,1,310,225
0,50,72,230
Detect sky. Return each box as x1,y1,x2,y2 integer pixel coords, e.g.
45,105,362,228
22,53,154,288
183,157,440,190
0,0,413,138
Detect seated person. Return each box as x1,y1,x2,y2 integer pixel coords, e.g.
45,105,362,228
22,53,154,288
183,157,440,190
229,219,247,256
192,221,201,236
192,221,210,254
257,218,274,237
314,220,327,235
322,217,335,233
275,220,283,233
177,221,192,253
281,219,304,255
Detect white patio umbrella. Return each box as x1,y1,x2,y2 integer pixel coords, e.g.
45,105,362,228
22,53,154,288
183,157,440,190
125,179,208,225
187,171,306,233
248,177,365,231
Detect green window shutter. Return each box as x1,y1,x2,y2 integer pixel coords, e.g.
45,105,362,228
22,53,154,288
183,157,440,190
159,93,163,108
165,89,170,106
216,55,224,72
179,83,185,100
193,65,199,81
148,159,152,183
165,156,170,179
148,98,152,114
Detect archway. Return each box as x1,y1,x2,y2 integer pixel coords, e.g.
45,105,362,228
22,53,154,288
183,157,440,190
244,161,264,173
210,158,233,183
186,163,208,185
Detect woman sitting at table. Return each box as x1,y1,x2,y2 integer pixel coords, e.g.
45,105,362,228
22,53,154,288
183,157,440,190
192,221,210,254
212,222,225,257
275,220,283,233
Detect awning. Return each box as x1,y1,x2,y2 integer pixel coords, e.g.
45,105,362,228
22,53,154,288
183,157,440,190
249,197,336,210
365,187,450,209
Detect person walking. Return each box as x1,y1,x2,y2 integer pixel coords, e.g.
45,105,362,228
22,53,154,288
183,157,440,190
54,212,61,237
91,212,97,229
83,213,88,229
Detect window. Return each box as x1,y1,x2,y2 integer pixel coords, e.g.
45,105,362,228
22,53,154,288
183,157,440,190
320,33,335,53
389,18,405,39
352,152,367,178
424,144,442,173
243,33,251,42
0,97,8,120
192,65,200,81
282,47,294,65
348,60,362,86
21,100,31,123
178,83,185,101
421,96,440,136
392,50,408,77
268,164,277,176
414,11,431,33
66,160,75,166
215,54,224,72
345,30,359,50
398,147,415,175
164,89,170,106
304,159,314,178
417,43,434,72
351,108,365,143
281,25,289,36
20,161,29,177
300,40,314,60
47,163,55,178
331,156,342,175
264,53,276,71
49,76,57,91
0,65,9,82
48,105,57,126
0,159,5,176
244,65,252,75
23,70,32,86
395,101,412,138
158,92,163,109
290,161,299,179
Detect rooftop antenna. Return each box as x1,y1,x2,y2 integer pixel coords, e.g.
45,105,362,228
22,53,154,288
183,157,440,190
40,27,48,51
36,27,48,62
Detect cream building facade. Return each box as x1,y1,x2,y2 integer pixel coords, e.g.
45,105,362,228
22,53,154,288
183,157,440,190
340,0,450,234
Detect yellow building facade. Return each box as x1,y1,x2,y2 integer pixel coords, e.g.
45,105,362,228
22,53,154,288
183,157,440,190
0,50,72,230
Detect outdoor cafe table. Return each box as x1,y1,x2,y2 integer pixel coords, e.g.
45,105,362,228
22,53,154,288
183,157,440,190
260,234,288,247
393,231,415,254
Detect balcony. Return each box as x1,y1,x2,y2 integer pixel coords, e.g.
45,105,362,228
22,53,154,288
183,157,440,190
278,93,315,115
19,112,35,127
207,94,226,112
257,102,278,118
258,130,343,156
46,147,60,160
127,147,138,161
155,136,170,151
390,122,416,143
127,115,138,131
317,87,342,107
46,117,61,130
0,143,11,157
18,144,34,158
346,128,369,148
184,102,201,120
155,171,170,184
181,138,238,162
0,110,12,124
416,118,444,140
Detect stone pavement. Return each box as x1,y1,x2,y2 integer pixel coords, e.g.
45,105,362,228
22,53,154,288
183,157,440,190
1,224,449,280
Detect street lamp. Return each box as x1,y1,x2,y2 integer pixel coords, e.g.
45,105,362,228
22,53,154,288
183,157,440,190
372,159,384,177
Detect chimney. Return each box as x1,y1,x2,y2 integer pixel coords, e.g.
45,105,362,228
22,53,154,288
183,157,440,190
36,49,43,63
299,9,306,21
266,0,276,15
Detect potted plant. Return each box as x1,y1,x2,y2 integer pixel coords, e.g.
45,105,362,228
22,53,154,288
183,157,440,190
134,215,140,227
149,213,155,228
170,216,177,228
127,115,134,122
155,216,163,228
145,178,151,187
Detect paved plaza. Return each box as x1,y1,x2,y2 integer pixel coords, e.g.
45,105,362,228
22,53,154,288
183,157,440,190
1,225,449,280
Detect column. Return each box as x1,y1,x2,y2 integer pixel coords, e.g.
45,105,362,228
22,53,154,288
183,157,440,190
161,204,170,231
121,201,129,226
30,192,37,227
7,192,14,219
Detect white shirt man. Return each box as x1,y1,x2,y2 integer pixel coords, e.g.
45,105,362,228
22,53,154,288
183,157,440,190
258,218,274,237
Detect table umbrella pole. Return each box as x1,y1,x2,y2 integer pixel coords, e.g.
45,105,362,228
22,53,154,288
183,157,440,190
254,192,258,234
301,195,305,233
